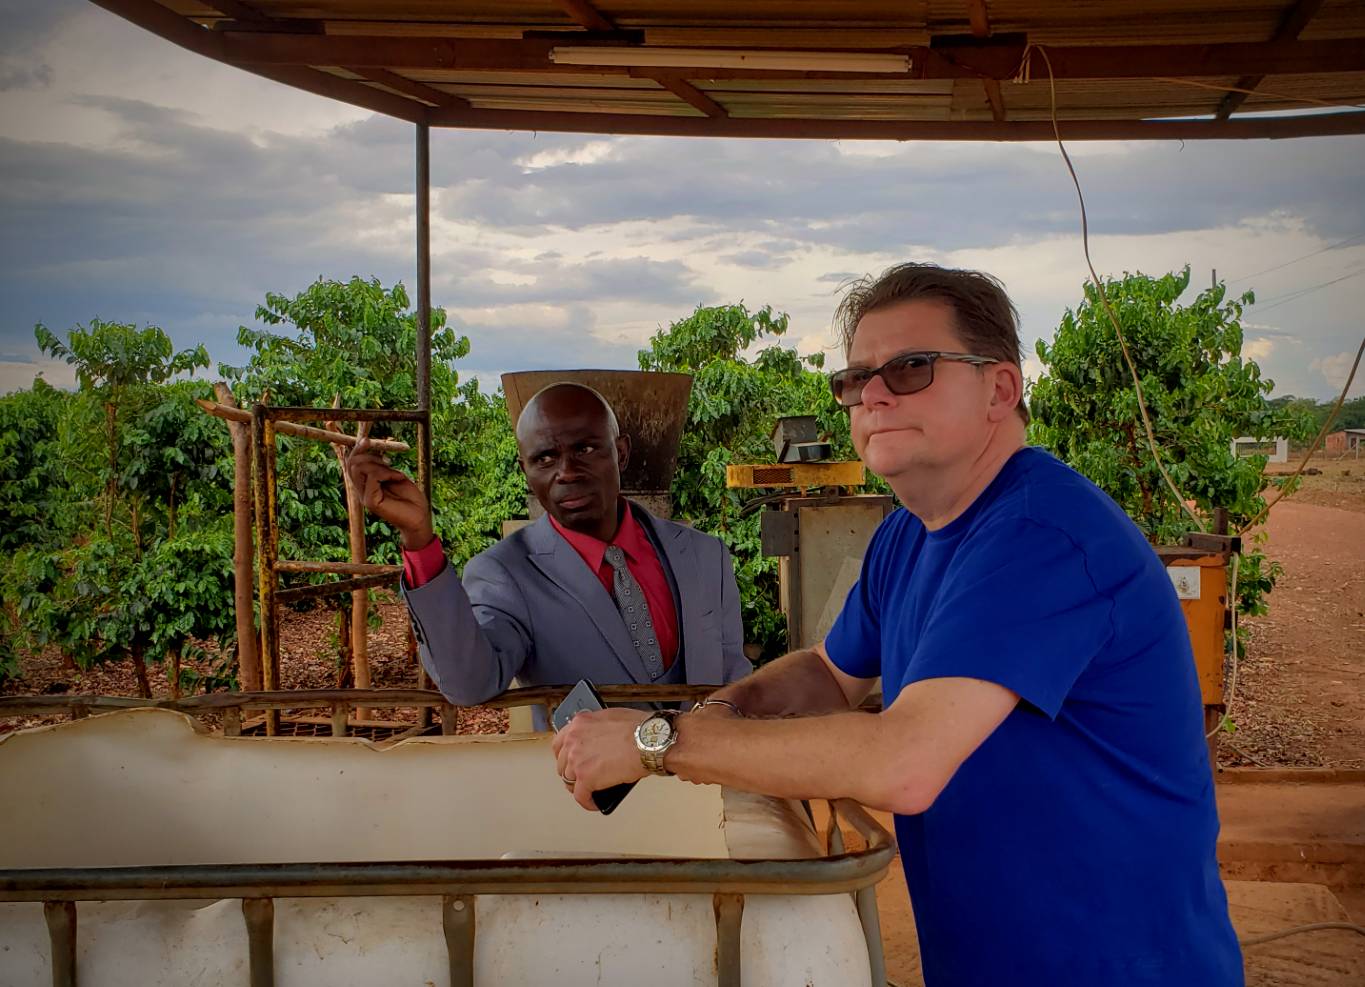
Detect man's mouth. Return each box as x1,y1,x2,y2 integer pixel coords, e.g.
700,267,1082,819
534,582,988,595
558,494,593,510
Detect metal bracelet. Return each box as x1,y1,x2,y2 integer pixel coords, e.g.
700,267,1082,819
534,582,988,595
698,697,742,716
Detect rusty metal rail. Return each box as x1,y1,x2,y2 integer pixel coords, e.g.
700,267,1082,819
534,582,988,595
0,684,719,733
0,685,883,738
1,799,894,987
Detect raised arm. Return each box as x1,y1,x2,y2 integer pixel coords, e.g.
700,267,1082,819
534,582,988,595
345,439,530,705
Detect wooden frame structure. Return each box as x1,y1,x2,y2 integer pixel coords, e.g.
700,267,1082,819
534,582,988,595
91,1,1365,141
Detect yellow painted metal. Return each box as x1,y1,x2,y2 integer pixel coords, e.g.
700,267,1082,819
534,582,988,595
1167,556,1230,707
725,461,865,489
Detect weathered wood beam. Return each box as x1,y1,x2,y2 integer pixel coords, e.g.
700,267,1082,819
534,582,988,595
633,70,727,118
348,67,472,109
966,0,991,39
215,32,1365,81
426,104,1365,141
965,2,1006,122
88,0,429,123
1216,0,1328,120
555,0,616,33
197,400,411,452
202,0,271,21
983,79,1006,122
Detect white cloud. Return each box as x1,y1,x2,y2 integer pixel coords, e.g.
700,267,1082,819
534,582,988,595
1311,350,1365,400
0,357,76,394
1242,338,1275,362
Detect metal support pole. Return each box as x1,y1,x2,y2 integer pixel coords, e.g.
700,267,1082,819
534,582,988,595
713,893,744,987
442,894,475,987
44,900,76,987
855,883,888,987
415,122,433,506
252,406,280,736
242,897,275,987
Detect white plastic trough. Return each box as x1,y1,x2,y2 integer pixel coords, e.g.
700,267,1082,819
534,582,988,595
0,708,891,986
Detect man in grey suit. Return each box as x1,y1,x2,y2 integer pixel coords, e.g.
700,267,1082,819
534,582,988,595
346,382,750,726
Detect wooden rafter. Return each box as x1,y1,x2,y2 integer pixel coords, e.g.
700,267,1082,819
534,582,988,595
424,104,1365,141
211,33,1365,82
632,70,727,118
555,0,616,33
1216,0,1328,119
965,1,1006,123
966,0,991,39
202,0,271,22
348,68,472,110
87,0,430,123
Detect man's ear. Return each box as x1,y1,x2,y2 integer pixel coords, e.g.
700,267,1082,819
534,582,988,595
615,434,632,473
986,363,1024,424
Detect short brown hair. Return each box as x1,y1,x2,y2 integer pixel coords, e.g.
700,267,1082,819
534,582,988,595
834,262,1028,423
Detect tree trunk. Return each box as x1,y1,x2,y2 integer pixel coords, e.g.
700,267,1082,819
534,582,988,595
214,382,261,692
336,602,355,689
130,496,143,560
169,648,182,700
131,644,151,699
1122,421,1155,521
104,401,117,540
167,474,177,541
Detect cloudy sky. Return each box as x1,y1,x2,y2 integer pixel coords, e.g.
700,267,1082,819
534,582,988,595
3,1,1363,401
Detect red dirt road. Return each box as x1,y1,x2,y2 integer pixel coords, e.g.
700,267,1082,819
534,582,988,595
1230,501,1365,768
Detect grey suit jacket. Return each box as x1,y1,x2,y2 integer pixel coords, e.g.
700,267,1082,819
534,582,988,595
402,502,751,710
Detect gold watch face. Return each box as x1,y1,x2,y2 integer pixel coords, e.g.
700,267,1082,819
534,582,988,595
638,715,673,752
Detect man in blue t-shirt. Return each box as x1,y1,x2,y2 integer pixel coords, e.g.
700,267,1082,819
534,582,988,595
554,262,1243,984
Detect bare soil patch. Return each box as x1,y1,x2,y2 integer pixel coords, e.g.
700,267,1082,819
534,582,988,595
0,593,508,736
1221,498,1365,768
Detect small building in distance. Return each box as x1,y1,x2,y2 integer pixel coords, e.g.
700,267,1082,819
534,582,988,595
1325,429,1365,455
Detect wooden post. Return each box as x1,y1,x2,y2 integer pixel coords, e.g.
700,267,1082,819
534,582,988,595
416,121,433,506
215,383,262,692
327,406,372,709
253,404,280,736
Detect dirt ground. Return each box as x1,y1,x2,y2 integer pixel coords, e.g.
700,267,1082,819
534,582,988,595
1223,457,1365,768
0,592,509,736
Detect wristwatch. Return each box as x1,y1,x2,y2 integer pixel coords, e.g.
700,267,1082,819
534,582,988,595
634,710,681,775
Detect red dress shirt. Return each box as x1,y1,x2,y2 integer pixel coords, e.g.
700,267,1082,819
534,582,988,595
401,503,680,669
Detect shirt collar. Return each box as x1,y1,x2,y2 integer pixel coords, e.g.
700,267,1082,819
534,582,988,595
549,499,647,569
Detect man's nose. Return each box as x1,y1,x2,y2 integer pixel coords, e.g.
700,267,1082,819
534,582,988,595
859,370,897,408
555,456,584,482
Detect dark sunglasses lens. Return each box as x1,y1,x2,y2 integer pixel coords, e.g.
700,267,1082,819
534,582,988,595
882,355,933,395
831,370,868,406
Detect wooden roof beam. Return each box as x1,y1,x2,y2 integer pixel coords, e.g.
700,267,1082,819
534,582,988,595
966,0,991,39
631,70,727,118
346,68,472,110
1216,0,1328,120
203,0,271,22
555,0,617,33
88,0,430,124
964,2,1006,123
426,104,1365,141
214,33,1365,81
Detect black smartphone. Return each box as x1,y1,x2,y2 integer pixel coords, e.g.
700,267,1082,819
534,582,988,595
551,679,636,815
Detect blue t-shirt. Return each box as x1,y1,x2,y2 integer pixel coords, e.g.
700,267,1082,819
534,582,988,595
826,448,1243,985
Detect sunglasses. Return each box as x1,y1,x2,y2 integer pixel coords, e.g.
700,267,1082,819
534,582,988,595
829,351,1000,408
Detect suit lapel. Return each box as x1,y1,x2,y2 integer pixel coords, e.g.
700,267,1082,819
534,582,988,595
524,515,650,683
636,508,717,685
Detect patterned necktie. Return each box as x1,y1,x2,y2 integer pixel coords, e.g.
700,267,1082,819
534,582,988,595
603,545,665,680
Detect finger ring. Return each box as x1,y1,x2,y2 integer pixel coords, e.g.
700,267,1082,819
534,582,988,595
559,771,576,786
